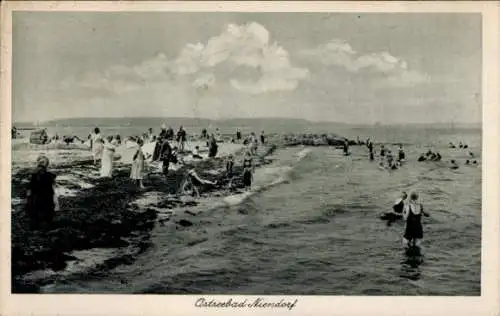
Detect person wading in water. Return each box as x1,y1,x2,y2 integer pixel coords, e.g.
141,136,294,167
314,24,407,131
402,192,430,249
242,150,254,191
367,139,374,161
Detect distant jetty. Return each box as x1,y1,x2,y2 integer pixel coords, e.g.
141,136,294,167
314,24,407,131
281,133,359,147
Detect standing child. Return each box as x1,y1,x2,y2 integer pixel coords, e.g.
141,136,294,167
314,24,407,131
130,138,146,189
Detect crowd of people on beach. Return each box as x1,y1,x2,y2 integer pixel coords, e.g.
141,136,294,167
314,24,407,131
23,123,269,230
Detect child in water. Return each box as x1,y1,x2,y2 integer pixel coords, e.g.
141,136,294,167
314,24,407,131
130,138,146,189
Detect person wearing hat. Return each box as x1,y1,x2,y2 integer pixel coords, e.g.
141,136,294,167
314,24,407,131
26,155,59,229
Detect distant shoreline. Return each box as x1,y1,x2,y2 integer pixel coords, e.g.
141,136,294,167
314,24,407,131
12,117,482,130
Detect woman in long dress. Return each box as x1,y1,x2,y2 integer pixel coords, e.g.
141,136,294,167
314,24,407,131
91,127,104,165
130,138,145,188
26,155,59,229
100,135,116,178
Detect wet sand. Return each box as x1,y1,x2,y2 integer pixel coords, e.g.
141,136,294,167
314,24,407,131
11,140,277,292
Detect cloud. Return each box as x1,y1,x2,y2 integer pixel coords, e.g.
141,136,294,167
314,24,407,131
300,39,429,87
67,22,308,97
172,22,309,94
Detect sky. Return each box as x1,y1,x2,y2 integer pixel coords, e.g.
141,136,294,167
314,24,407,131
12,12,482,124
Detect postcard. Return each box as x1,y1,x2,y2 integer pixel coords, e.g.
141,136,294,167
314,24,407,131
1,1,499,316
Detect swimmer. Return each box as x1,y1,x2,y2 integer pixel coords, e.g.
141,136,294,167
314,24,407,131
393,192,408,214
465,160,470,165
450,159,459,169
472,160,478,165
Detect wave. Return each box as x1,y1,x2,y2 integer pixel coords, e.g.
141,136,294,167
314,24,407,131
222,149,311,207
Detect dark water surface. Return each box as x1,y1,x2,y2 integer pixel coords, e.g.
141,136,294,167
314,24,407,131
39,126,481,295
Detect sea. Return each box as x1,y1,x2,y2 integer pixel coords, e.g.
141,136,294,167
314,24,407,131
14,118,482,295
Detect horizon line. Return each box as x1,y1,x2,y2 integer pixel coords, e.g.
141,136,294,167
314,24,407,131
13,116,482,126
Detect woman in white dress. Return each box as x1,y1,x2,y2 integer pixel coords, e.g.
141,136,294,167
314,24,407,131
91,127,104,165
100,135,116,178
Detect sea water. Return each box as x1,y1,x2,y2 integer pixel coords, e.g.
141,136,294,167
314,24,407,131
14,121,481,295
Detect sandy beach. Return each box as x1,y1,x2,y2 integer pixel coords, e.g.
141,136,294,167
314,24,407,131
11,138,277,292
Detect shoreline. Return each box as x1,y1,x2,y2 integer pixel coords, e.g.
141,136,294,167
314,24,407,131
11,141,278,292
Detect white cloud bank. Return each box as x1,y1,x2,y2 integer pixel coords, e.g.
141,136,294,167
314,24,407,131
300,39,429,87
171,22,309,94
66,22,309,96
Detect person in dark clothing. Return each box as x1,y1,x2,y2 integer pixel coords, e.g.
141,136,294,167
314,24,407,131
159,124,167,139
398,144,405,162
201,128,208,140
343,139,350,156
393,192,408,214
236,128,242,142
380,191,408,226
418,154,426,162
177,126,187,152
160,138,172,179
166,126,174,140
403,192,429,248
152,135,164,161
226,154,234,177
242,151,254,190
367,139,374,161
367,139,373,152
260,130,265,144
208,135,218,158
380,145,386,157
26,155,58,230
